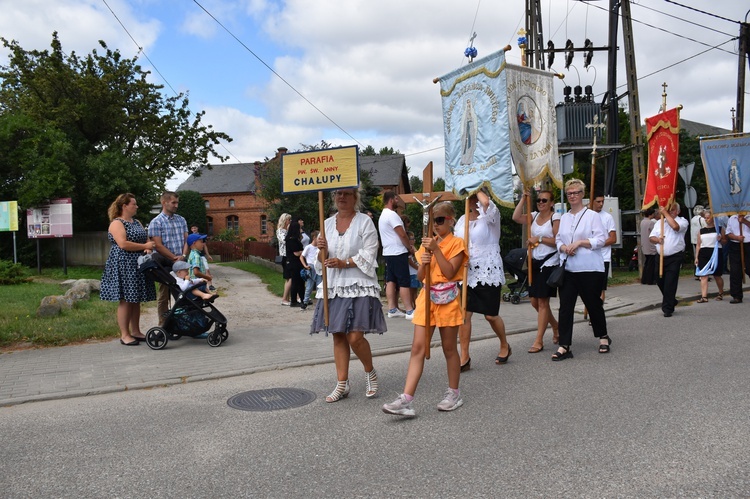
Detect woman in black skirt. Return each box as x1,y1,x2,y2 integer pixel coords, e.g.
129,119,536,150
512,188,561,353
694,209,725,302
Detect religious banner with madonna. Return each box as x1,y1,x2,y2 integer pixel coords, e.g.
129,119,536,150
700,133,750,216
438,49,514,205
642,107,680,210
505,64,562,189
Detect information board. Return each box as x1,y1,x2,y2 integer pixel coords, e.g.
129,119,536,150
27,198,73,238
0,201,19,232
281,146,359,194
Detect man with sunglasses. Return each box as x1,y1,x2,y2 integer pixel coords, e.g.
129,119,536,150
379,190,416,319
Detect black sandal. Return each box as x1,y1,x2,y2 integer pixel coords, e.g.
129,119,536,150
551,346,573,361
598,335,612,354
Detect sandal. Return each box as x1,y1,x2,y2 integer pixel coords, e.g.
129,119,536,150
551,346,573,361
495,346,512,364
696,297,708,303
527,344,544,353
598,335,612,354
715,293,724,301
325,380,350,403
365,369,378,398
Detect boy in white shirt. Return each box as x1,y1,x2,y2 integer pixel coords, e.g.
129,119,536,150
300,230,321,305
172,261,216,301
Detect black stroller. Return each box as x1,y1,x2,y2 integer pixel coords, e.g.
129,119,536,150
139,255,228,350
502,248,529,305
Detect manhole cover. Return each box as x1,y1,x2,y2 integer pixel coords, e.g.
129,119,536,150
227,388,317,412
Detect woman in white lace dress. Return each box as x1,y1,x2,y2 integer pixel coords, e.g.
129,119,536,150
310,187,386,402
455,189,510,370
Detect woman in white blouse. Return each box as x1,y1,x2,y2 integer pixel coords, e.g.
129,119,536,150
553,179,609,360
455,188,510,370
311,187,386,402
512,188,561,353
694,209,725,302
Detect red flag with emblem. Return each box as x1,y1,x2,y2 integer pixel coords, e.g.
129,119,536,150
642,108,680,210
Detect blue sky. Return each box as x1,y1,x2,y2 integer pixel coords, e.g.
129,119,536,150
2,0,748,189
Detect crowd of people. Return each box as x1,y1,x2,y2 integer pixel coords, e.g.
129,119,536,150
103,186,747,416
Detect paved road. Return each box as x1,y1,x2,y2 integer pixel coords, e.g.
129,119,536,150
1,288,748,497
0,267,742,407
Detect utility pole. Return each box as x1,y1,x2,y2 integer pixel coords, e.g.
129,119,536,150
621,0,645,208
737,20,749,133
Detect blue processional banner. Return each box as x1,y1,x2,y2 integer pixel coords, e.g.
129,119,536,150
439,49,514,206
699,134,750,216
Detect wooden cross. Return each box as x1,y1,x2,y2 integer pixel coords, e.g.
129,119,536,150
398,162,460,359
585,114,606,196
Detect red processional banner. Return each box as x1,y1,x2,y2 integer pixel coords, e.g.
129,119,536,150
642,107,680,210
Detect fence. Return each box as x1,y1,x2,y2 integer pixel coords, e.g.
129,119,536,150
210,240,277,263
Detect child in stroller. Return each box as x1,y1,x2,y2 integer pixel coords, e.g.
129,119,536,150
139,255,228,350
502,247,530,304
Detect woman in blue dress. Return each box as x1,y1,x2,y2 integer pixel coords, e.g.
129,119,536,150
100,193,157,345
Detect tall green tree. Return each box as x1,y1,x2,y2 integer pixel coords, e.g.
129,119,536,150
176,190,208,231
0,33,231,233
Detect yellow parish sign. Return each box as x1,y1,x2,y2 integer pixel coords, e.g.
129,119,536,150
282,145,359,194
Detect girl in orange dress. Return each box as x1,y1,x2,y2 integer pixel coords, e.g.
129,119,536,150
382,202,468,417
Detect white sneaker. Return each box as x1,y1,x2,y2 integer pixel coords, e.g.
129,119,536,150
387,309,405,318
436,388,463,412
382,394,415,417
404,310,414,321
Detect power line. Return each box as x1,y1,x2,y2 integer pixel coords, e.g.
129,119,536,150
100,0,243,165
662,0,741,25
634,2,735,37
192,0,364,149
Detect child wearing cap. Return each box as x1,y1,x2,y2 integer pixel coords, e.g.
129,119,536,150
172,261,215,301
187,233,214,291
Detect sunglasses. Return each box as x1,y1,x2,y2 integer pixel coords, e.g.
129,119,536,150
537,198,551,204
434,216,452,225
566,190,583,197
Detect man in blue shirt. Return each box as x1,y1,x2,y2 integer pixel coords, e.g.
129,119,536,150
149,191,189,325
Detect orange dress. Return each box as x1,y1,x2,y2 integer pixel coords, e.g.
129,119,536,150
412,233,468,327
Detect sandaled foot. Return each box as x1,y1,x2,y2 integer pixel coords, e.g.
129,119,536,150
527,344,544,353
325,380,350,403
696,297,708,303
715,293,724,301
598,335,612,354
460,358,471,372
495,345,512,364
551,346,573,361
365,369,378,398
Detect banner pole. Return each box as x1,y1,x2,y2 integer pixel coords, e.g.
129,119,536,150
526,190,533,286
318,191,329,327
741,222,746,285
461,197,470,321
659,214,665,278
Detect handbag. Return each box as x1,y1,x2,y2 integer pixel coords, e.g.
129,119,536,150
274,255,284,265
429,281,459,305
546,260,566,288
546,208,586,288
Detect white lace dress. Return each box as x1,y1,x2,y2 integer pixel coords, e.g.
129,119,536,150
455,199,506,287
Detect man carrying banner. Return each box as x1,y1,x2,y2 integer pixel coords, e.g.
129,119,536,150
725,214,750,303
649,204,688,317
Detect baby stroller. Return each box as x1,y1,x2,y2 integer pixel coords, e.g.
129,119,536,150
502,247,529,305
138,255,228,350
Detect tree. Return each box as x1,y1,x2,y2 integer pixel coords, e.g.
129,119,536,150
176,190,208,231
0,33,232,233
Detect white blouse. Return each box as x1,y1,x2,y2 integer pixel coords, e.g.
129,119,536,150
314,212,381,299
454,200,505,287
556,208,606,273
529,211,561,267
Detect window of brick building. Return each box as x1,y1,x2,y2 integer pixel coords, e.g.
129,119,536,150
229,199,235,208
204,200,210,210
226,215,239,234
206,216,214,236
260,215,267,235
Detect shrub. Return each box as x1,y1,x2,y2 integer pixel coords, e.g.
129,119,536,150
0,260,31,285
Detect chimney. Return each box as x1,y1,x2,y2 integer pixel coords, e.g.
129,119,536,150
275,147,288,160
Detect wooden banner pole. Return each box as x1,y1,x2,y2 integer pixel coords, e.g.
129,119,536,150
461,197,470,321
318,191,329,327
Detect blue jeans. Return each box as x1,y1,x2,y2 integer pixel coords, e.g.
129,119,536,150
303,273,322,303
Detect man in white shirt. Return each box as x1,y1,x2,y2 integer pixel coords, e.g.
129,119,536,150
649,203,689,317
725,214,750,304
378,191,415,319
592,194,617,301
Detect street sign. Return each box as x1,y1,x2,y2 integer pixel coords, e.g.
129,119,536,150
684,185,697,209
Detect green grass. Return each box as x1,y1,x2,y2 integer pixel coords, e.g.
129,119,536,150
222,261,285,297
0,279,120,349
